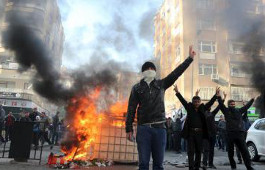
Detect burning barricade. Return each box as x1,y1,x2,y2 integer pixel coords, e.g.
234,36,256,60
48,87,138,168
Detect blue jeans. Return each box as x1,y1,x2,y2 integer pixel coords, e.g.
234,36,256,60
136,125,166,170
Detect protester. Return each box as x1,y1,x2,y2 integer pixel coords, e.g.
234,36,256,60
52,111,60,145
32,116,41,149
166,117,173,150
172,115,182,153
217,115,226,151
236,101,252,164
39,112,53,149
29,107,39,121
174,85,219,170
126,46,195,170
5,112,15,142
217,92,255,170
0,104,6,143
19,111,31,122
202,92,227,169
181,115,187,153
58,119,66,142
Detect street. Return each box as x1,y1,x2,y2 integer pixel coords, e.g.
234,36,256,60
0,146,265,170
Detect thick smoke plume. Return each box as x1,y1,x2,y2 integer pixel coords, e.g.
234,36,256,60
3,16,123,104
223,0,265,118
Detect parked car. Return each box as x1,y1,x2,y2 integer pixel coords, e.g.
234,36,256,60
246,118,265,161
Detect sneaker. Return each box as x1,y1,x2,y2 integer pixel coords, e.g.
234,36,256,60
237,160,242,164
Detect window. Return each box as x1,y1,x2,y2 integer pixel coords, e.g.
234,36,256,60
247,4,264,14
200,87,215,100
231,87,253,101
229,42,244,54
0,81,15,88
198,41,217,53
24,83,32,90
196,0,215,9
230,64,247,77
254,120,265,130
199,64,217,75
197,19,216,30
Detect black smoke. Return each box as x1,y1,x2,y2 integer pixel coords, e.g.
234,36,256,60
222,0,265,118
3,16,123,104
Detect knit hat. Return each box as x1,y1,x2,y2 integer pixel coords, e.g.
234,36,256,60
141,61,156,72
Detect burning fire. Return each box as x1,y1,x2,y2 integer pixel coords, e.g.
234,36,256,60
61,87,128,161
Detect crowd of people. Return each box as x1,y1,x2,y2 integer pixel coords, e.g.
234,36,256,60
165,98,252,167
126,46,255,170
0,106,65,150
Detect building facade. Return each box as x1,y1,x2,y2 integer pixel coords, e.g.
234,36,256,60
154,0,263,115
0,0,64,116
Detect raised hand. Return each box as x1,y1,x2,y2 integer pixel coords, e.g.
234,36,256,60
223,91,227,100
173,84,179,93
195,89,200,96
216,87,221,96
189,45,196,59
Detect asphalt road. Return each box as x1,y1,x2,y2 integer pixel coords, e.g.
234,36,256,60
0,146,264,169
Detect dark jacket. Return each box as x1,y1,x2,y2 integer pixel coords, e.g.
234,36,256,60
217,97,254,132
176,92,217,139
5,115,15,127
172,118,182,132
125,57,193,132
205,106,220,136
29,111,39,121
52,115,59,131
19,117,31,122
218,120,226,133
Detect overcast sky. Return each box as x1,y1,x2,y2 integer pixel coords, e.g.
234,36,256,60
57,0,163,70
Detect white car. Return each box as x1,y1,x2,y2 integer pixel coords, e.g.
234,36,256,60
246,118,265,161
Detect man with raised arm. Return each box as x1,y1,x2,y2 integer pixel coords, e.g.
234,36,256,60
126,46,196,170
174,85,220,170
217,92,255,170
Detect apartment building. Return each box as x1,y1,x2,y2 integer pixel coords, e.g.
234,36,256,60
154,0,263,116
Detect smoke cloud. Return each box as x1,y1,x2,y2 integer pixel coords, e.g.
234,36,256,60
223,0,265,117
3,16,124,104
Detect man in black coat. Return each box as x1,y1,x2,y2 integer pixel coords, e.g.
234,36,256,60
202,92,227,169
217,93,255,170
126,46,196,170
174,85,219,170
29,107,39,121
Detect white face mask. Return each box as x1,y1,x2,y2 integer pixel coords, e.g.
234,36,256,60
142,70,156,79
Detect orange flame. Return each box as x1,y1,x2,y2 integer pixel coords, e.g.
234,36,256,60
61,87,128,161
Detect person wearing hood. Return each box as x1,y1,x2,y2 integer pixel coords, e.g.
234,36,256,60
126,46,195,170
217,92,255,170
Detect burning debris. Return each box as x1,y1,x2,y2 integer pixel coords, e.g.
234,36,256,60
48,152,114,169
3,12,136,166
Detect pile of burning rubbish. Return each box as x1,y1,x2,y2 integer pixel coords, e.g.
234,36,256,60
48,152,113,169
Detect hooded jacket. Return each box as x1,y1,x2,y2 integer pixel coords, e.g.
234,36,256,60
125,57,193,133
